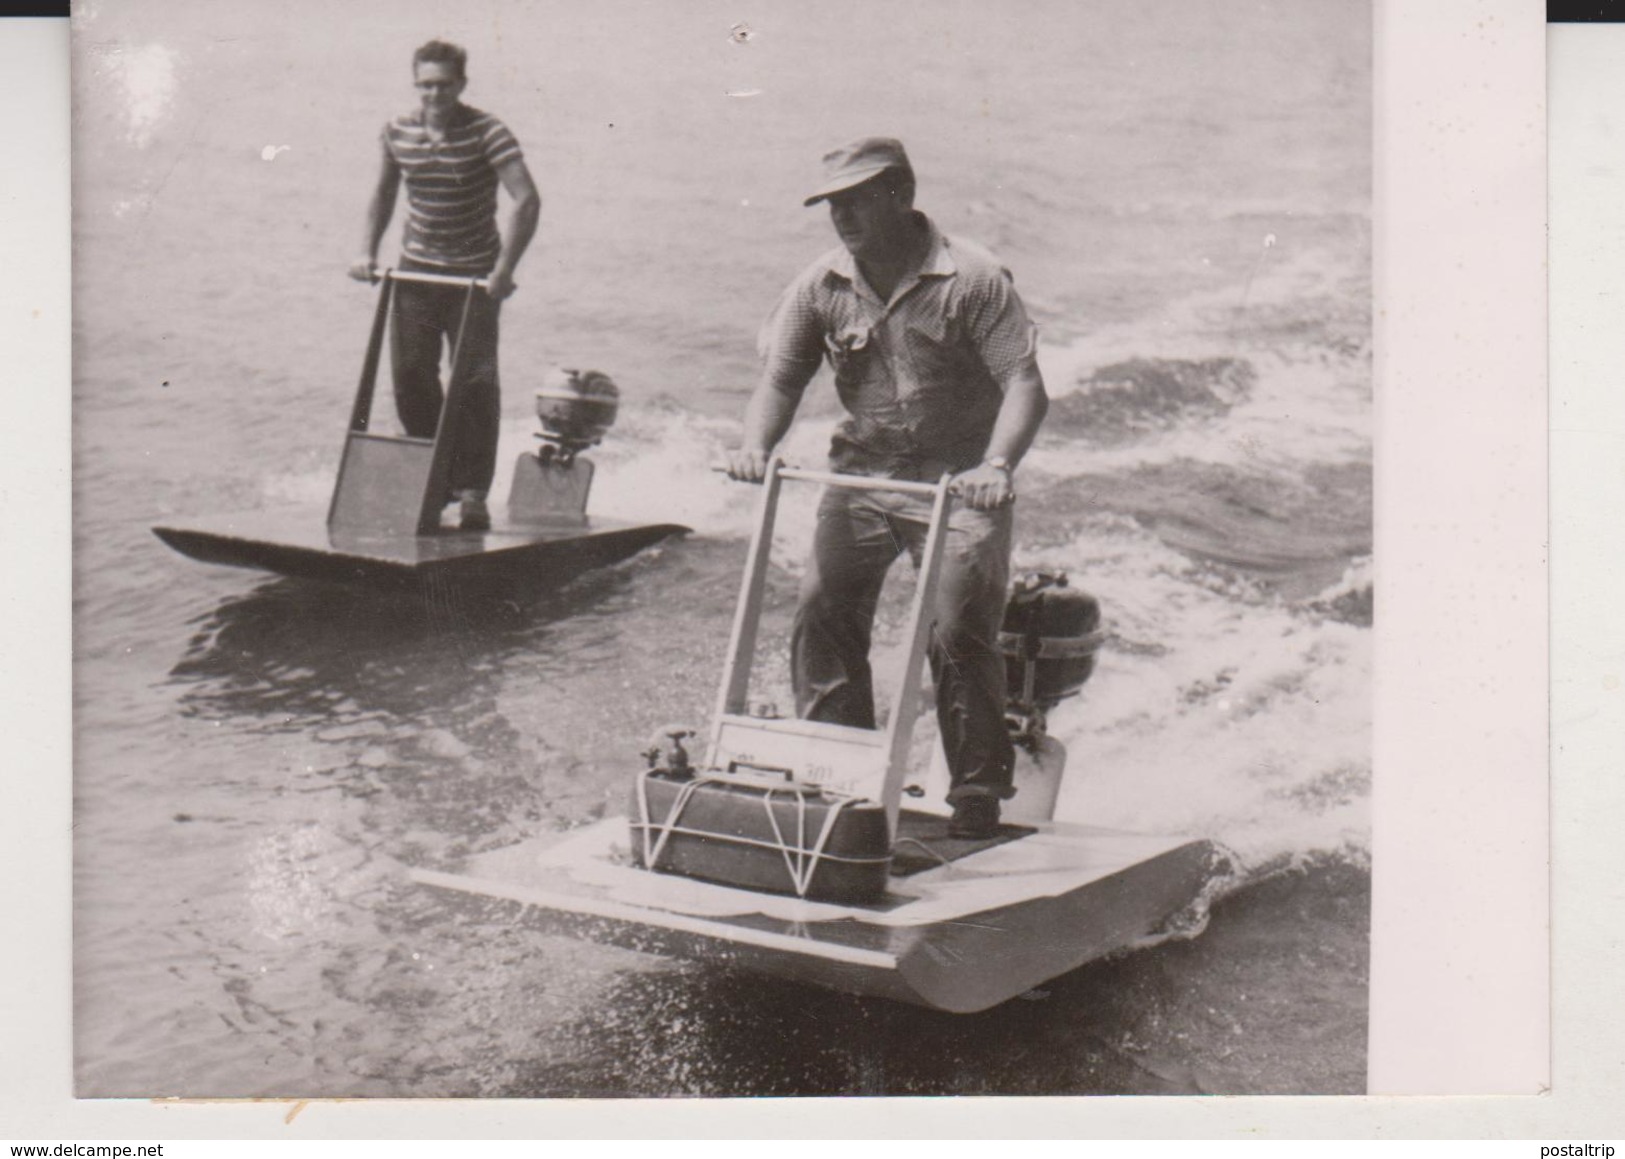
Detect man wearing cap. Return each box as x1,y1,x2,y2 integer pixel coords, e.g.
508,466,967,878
725,137,1049,838
348,39,541,531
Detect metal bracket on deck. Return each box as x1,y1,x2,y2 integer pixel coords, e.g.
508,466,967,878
506,452,594,528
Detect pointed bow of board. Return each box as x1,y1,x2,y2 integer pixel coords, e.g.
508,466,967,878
153,508,689,591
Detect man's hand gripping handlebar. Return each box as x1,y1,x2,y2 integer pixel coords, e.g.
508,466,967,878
721,448,774,483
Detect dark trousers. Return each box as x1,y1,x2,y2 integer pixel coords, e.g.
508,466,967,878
792,486,1016,802
389,260,502,497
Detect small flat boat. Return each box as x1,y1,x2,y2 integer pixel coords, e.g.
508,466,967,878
414,462,1228,1013
153,269,688,591
414,813,1224,1014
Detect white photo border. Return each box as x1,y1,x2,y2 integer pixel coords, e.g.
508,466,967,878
3,0,1606,1139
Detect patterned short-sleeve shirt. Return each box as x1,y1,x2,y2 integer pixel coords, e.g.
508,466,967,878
382,104,523,274
758,213,1040,478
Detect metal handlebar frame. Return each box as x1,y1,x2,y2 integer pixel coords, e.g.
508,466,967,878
706,457,954,834
330,269,489,534
373,267,494,292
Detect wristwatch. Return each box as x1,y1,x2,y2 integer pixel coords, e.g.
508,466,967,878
983,455,1013,474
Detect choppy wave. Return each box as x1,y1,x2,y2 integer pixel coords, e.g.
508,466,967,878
1046,357,1258,445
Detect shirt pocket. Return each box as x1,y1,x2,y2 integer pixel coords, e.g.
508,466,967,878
823,323,880,392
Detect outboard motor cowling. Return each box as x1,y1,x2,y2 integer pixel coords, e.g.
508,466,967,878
999,570,1105,719
535,368,620,461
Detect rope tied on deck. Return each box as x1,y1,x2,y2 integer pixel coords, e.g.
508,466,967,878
760,786,860,899
633,771,868,899
633,772,706,873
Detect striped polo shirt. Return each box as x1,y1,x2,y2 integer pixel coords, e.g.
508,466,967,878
757,213,1040,479
381,104,523,273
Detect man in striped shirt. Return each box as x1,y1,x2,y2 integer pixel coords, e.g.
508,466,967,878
348,39,541,531
725,138,1050,839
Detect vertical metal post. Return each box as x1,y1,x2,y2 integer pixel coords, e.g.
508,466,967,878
876,475,953,835
328,276,398,530
347,275,395,434
416,282,480,534
706,458,785,768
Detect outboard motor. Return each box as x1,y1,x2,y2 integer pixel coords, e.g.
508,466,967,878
918,570,1105,824
998,570,1104,746
994,571,1105,823
506,367,623,527
534,367,620,465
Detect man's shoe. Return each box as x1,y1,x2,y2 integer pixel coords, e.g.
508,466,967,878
948,795,1001,839
459,492,491,531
